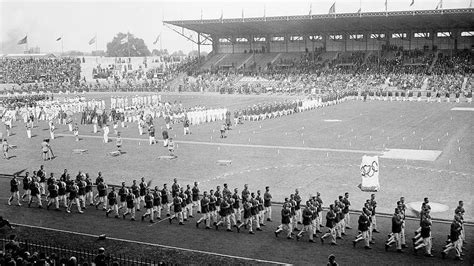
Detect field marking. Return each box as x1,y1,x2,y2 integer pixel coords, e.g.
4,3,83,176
57,133,382,155
451,107,474,111
209,162,473,184
12,222,290,265
381,149,442,161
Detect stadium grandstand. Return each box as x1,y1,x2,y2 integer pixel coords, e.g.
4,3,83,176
164,8,473,95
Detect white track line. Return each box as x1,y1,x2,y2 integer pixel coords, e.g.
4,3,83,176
12,222,290,265
57,133,381,155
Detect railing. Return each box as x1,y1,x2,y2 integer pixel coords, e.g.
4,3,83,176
0,237,160,265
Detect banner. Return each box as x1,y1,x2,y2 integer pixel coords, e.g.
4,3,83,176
359,155,380,192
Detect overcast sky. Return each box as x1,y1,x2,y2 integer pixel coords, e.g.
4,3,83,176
0,0,470,54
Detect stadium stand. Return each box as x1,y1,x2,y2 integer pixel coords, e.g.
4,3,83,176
0,57,81,85
160,8,472,95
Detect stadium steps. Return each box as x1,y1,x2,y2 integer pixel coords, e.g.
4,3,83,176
237,54,254,69
200,54,227,70
270,53,282,65
250,53,279,70
213,53,250,69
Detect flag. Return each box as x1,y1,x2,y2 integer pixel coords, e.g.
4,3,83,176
17,35,27,45
56,36,62,41
385,0,388,11
120,35,128,44
357,8,361,14
88,36,96,45
309,3,312,16
410,0,414,6
435,0,443,9
153,34,161,45
470,0,472,8
328,2,336,14
358,155,380,192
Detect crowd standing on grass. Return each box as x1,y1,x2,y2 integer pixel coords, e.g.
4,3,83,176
5,167,467,261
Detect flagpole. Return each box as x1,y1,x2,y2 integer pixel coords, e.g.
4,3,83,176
95,33,98,63
128,32,130,58
61,37,64,56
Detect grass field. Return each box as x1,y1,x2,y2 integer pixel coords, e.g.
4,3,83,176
1,92,473,264
1,92,472,220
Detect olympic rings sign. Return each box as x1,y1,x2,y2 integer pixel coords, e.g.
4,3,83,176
360,161,378,178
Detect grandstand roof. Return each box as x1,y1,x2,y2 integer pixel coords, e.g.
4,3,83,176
165,8,474,36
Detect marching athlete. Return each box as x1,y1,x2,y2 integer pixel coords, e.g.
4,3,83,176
141,189,155,223
161,184,172,216
85,174,94,206
237,196,254,234
152,186,162,220
95,181,108,210
8,175,21,206
106,187,119,218
67,181,83,214
196,191,211,229
28,178,42,208
46,179,59,211
169,193,184,225
275,202,293,239
353,207,371,249
118,182,128,210
441,215,464,261
264,186,272,222
192,181,200,215
139,177,148,206
21,172,31,202
385,208,403,252
320,204,337,245
342,192,351,229
123,191,136,221
57,178,67,208
131,180,140,211
232,188,242,224
296,202,315,242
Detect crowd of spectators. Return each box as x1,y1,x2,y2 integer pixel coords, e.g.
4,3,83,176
0,58,81,85
0,234,117,266
0,49,471,96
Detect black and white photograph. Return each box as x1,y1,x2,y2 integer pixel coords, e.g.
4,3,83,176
0,0,473,264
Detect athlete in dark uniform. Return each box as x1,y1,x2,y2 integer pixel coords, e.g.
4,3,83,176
106,187,119,218
46,180,59,211
141,189,155,223
67,181,83,213
123,192,136,221
196,191,210,229
8,175,21,206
